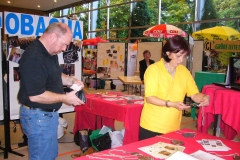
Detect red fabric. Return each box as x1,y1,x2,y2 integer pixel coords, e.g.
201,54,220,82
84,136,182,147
73,93,143,145
75,129,239,160
82,36,108,46
143,24,188,38
197,84,240,139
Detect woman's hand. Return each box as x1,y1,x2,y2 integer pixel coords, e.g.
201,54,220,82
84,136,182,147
191,93,210,107
172,102,191,110
198,94,210,107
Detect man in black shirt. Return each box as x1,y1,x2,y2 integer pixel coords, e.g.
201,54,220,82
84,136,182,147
18,22,84,159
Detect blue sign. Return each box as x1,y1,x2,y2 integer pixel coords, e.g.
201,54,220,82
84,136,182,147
4,12,83,39
0,12,2,28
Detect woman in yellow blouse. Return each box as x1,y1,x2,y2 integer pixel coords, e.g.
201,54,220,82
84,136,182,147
139,35,210,140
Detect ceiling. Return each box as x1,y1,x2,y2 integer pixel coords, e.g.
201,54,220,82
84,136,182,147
0,0,95,12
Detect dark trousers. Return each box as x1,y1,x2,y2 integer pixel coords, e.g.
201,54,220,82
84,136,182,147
139,126,162,140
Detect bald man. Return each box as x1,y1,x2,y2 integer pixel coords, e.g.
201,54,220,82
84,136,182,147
18,22,84,159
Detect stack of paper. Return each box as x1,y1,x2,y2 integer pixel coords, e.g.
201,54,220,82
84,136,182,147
197,139,231,151
190,150,225,160
167,151,198,160
138,142,185,159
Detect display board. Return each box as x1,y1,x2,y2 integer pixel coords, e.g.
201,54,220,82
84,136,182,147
0,30,3,120
97,42,125,78
4,11,83,120
127,43,138,76
136,42,162,72
192,41,204,77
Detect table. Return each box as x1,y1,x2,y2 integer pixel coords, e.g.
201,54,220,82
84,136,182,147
75,128,240,160
194,71,226,91
197,84,240,140
73,93,144,145
118,76,143,95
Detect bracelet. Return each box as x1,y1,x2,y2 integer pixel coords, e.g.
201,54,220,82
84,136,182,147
165,100,170,107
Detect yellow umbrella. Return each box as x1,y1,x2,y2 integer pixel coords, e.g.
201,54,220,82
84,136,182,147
192,26,240,40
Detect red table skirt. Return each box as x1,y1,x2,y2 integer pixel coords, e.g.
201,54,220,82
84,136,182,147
75,128,240,160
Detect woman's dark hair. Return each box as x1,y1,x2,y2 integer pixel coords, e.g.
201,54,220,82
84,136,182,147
143,50,151,56
162,35,190,62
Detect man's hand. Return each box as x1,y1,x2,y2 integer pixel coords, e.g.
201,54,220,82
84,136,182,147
72,78,84,89
64,90,85,106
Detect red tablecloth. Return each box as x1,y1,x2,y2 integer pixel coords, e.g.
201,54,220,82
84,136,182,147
73,93,143,145
197,84,240,139
75,128,240,160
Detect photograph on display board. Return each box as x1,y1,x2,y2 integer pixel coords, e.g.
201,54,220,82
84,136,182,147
63,42,78,63
7,35,20,48
13,67,20,82
82,48,98,71
7,47,24,64
97,43,125,78
60,64,75,76
18,36,36,50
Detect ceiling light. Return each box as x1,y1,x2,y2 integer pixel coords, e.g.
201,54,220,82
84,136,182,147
7,1,11,3
38,5,40,7
54,0,57,2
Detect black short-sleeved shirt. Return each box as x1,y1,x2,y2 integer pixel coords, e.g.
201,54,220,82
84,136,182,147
18,39,64,110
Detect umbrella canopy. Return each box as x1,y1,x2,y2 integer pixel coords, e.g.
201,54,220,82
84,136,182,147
82,36,108,46
192,26,240,41
143,24,188,38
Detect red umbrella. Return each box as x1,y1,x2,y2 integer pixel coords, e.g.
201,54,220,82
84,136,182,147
143,24,188,38
82,36,108,46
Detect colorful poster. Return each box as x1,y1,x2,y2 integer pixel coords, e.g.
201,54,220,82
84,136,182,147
97,43,125,78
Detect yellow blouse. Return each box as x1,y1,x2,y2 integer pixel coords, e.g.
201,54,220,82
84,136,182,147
140,58,199,133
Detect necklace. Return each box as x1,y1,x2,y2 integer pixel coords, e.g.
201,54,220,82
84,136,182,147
164,62,176,75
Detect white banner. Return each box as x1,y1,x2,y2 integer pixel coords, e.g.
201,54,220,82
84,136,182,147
3,12,83,119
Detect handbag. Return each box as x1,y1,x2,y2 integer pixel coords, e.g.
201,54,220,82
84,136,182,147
75,89,86,103
74,129,92,153
91,132,112,151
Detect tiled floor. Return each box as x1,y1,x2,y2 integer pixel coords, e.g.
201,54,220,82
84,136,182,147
0,86,239,159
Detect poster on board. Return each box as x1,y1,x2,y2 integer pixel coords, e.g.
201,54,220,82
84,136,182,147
127,43,138,76
97,42,125,79
4,11,83,119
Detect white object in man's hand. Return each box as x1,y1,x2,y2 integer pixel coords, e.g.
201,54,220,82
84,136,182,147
70,84,83,91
